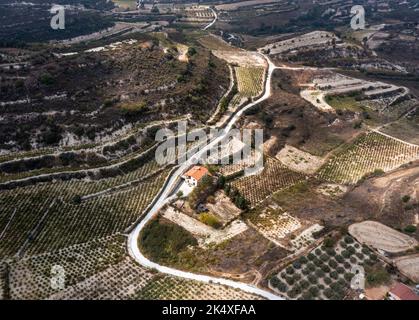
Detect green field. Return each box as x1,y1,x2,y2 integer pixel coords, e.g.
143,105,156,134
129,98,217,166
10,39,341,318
325,96,362,112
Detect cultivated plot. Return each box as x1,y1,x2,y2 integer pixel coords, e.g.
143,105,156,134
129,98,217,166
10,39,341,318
270,236,381,300
232,157,306,207
246,205,301,247
7,234,127,299
0,167,170,258
235,66,265,98
394,254,419,283
348,221,418,253
276,145,325,175
318,131,419,184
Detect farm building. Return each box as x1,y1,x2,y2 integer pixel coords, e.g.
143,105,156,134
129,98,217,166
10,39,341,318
181,166,209,187
388,283,419,301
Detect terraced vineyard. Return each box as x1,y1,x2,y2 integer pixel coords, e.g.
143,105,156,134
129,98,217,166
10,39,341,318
48,257,156,300
0,167,171,258
235,66,265,98
0,146,161,185
8,234,127,299
318,131,419,184
0,263,6,300
135,276,263,300
231,157,306,207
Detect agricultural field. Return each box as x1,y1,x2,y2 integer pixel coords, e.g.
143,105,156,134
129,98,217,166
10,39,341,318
1,0,418,303
394,254,419,283
135,275,263,300
205,191,242,225
7,234,127,300
0,263,6,300
289,224,324,252
5,228,264,300
261,31,339,56
0,167,170,258
218,163,246,177
378,106,419,145
231,157,306,207
269,235,386,300
210,62,266,127
235,66,265,98
299,70,410,120
178,7,215,23
348,221,418,254
318,131,419,185
216,0,280,11
48,257,155,300
213,50,266,67
245,205,301,247
0,149,162,185
112,0,137,10
276,145,325,175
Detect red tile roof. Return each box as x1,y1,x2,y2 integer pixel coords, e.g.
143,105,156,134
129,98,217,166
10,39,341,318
389,283,419,300
183,166,209,182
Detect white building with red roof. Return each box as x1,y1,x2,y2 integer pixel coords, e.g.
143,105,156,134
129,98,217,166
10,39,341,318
181,166,209,187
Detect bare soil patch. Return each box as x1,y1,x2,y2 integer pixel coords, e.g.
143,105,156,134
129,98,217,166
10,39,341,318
276,144,325,174
206,191,242,225
344,163,419,229
213,50,266,67
395,254,419,282
348,221,417,253
160,206,248,246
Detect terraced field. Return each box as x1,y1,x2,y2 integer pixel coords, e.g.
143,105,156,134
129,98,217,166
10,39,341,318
0,263,6,300
8,234,127,299
318,131,419,184
48,257,155,300
4,231,264,300
232,157,306,207
0,166,171,258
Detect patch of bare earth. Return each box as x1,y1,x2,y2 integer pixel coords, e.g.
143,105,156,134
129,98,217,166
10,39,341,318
197,228,290,282
344,163,419,229
212,50,266,67
206,190,241,225
160,205,248,246
365,284,393,300
395,254,419,283
348,221,417,253
276,144,325,174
